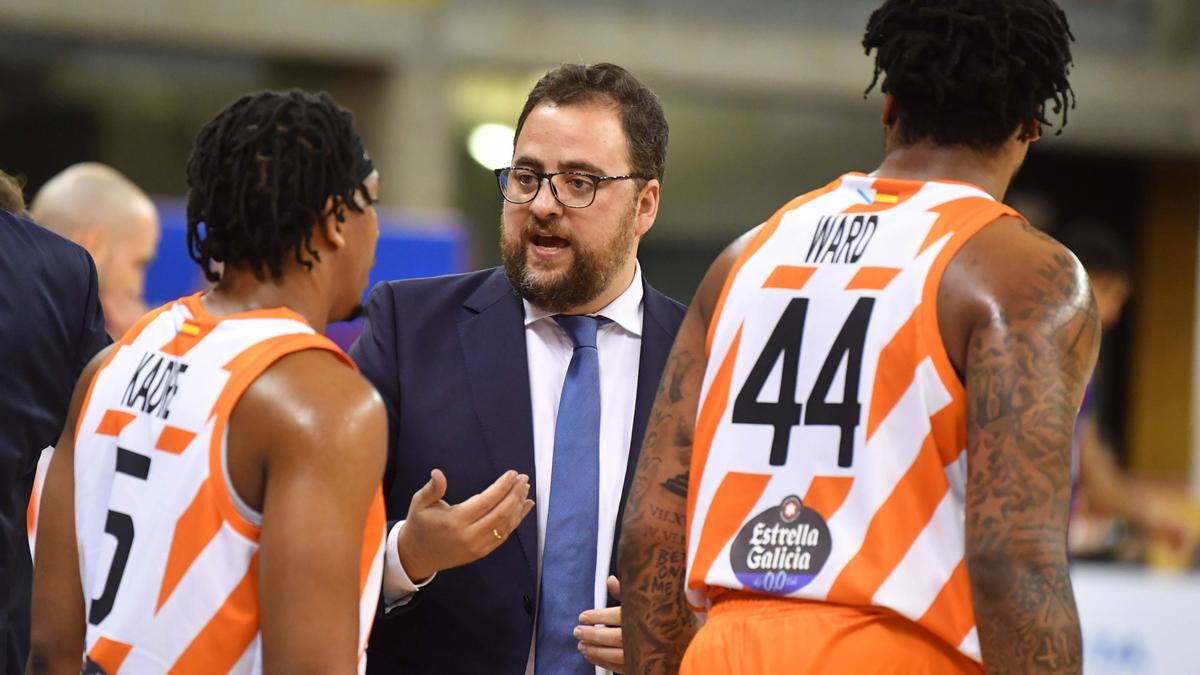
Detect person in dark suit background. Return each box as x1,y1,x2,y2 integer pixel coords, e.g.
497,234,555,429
0,177,109,674
350,63,685,674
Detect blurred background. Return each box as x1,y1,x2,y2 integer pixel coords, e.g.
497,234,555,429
1,0,1198,671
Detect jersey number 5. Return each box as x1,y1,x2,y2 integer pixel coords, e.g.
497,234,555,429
89,446,152,625
732,297,874,468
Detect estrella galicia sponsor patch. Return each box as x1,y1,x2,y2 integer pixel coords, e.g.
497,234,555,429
730,495,831,595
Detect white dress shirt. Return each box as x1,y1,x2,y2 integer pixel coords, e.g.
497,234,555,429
382,264,645,675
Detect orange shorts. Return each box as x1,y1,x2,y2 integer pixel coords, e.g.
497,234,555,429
680,594,982,675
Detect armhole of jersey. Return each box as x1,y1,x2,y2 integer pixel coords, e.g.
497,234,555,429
73,303,175,445
919,202,1023,401
207,333,357,538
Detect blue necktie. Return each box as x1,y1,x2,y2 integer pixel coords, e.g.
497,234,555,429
535,315,602,675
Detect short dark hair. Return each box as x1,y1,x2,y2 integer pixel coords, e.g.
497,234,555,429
515,63,669,182
0,170,26,216
185,89,370,282
863,0,1075,150
1057,225,1131,279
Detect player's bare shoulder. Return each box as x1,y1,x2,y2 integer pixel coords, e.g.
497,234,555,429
239,348,385,445
227,348,387,508
939,215,1099,376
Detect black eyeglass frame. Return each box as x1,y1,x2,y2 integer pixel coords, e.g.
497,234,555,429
493,167,651,209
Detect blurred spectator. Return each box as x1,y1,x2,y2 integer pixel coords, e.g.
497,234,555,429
0,171,27,217
1059,225,1196,561
0,206,109,674
30,163,160,340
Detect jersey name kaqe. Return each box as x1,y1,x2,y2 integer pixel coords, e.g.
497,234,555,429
686,173,1020,663
73,294,385,674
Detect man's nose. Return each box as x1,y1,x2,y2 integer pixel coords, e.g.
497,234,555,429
529,177,564,220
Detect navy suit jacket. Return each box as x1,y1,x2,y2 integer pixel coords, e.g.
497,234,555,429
0,211,110,675
350,267,685,675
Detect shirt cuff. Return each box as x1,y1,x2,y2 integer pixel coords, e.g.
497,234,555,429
382,520,435,610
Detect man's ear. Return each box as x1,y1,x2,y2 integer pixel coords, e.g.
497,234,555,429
634,179,660,238
77,225,108,262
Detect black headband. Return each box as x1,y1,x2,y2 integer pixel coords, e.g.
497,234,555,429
350,132,375,185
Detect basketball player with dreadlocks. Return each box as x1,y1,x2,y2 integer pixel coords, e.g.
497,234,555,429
621,1,1097,673
28,90,388,674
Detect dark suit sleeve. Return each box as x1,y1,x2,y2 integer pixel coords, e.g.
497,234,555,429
72,249,112,379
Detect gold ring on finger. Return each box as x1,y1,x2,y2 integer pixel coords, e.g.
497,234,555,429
492,528,504,540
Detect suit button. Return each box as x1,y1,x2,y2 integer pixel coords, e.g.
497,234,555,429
523,595,534,615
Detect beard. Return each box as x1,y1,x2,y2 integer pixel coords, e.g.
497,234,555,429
500,205,637,314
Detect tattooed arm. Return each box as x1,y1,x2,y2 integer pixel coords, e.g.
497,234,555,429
620,232,751,674
940,218,1100,674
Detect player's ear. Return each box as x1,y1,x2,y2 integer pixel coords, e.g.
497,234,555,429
881,95,899,127
1024,119,1043,142
318,197,348,251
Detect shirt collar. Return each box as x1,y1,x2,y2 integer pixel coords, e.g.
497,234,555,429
522,262,644,338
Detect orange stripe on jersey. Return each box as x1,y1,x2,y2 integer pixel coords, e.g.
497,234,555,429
25,486,36,538
930,405,966,467
865,312,923,441
360,491,385,595
74,304,172,445
87,637,134,673
95,410,137,437
846,266,902,291
181,292,309,325
801,476,854,521
155,425,197,455
117,303,175,347
220,332,354,377
688,326,743,525
762,266,817,291
917,559,976,651
706,178,843,356
687,472,772,591
157,481,224,613
159,321,217,358
170,553,260,675
208,333,357,540
843,177,923,214
916,198,998,256
827,434,949,606
918,200,1017,413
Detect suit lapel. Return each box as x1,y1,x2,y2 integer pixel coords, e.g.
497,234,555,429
606,280,681,594
458,269,538,579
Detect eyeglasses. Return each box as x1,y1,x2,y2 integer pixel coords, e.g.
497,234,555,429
494,167,649,209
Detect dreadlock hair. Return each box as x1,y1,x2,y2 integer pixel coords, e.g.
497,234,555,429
863,0,1075,151
186,89,369,282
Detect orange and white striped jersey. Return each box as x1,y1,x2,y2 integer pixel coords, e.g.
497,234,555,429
27,446,52,555
73,293,385,674
686,173,1021,663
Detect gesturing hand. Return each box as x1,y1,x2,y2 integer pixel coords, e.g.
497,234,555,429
396,469,534,582
575,575,625,673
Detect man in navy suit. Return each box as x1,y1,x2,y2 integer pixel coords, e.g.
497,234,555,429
0,202,109,674
351,63,685,674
